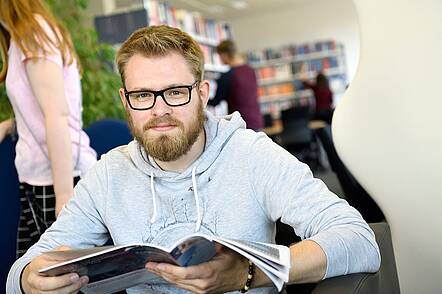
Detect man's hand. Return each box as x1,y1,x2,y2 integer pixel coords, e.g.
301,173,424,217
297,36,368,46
21,246,89,294
146,244,250,294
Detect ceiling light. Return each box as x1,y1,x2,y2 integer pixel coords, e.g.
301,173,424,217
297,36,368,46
231,0,248,10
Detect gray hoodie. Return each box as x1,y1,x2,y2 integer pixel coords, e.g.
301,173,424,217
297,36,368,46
7,111,380,293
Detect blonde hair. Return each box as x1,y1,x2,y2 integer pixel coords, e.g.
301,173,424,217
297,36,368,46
116,25,204,87
0,0,80,82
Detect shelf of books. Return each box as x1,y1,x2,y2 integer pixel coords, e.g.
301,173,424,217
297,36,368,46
247,40,347,117
94,0,231,76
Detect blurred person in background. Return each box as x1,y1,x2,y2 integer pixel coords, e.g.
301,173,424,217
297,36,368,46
302,72,334,124
0,0,97,257
208,40,263,131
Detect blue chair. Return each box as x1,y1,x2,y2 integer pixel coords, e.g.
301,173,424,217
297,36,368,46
0,120,131,291
0,135,20,293
85,119,133,294
85,118,133,158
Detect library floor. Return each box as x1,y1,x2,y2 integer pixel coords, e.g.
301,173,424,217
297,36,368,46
287,143,345,198
313,168,344,198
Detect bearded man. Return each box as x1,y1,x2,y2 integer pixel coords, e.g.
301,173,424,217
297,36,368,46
8,25,380,294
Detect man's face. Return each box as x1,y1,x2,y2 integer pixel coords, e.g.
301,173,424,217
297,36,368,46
119,52,209,162
218,52,229,65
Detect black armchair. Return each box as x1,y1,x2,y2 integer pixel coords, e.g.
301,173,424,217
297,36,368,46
277,222,400,294
312,222,400,294
278,105,321,168
279,105,313,151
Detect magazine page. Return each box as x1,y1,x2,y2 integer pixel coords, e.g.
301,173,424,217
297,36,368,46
170,234,288,291
39,235,217,293
80,268,160,294
221,238,290,266
169,235,217,266
214,237,291,276
39,243,168,275
172,234,290,291
43,246,115,261
38,234,288,292
208,237,289,291
40,245,177,278
247,250,289,275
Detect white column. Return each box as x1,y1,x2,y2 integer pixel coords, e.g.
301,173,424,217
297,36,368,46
333,1,442,293
102,0,117,14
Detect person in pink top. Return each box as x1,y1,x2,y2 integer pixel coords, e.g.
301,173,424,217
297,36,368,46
0,0,97,257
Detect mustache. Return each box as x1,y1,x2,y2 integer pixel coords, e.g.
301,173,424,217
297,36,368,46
143,116,183,131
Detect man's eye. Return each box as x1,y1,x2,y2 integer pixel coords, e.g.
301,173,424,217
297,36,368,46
169,89,188,97
135,92,151,99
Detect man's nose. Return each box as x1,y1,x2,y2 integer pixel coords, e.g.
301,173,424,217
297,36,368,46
151,95,171,116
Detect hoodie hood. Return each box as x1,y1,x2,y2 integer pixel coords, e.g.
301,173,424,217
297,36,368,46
127,111,246,231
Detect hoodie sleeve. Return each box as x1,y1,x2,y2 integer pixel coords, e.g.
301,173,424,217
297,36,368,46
247,133,380,279
6,157,110,293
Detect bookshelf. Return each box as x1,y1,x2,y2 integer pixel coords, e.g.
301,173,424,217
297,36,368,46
94,0,231,79
247,40,347,117
94,1,232,116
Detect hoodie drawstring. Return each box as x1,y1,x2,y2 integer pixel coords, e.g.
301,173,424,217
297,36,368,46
150,172,157,223
149,167,202,232
192,166,202,232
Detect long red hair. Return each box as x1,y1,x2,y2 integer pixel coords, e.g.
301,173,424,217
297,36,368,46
0,0,80,82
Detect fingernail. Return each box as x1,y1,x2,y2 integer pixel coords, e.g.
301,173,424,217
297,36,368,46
70,274,79,282
146,264,154,270
80,276,89,284
146,262,157,270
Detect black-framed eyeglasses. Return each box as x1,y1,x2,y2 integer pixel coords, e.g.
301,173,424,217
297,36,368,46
124,81,200,111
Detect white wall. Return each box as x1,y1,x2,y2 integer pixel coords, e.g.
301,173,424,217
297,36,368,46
333,0,442,293
228,0,360,83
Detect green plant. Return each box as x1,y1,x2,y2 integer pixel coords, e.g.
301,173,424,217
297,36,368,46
0,0,125,126
0,83,12,121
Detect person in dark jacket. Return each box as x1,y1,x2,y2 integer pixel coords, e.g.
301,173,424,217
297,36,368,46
208,40,263,131
302,72,334,124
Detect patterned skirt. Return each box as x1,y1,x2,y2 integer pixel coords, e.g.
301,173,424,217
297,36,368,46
16,177,80,258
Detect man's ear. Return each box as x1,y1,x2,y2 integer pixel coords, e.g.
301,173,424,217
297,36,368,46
119,88,128,109
198,80,210,107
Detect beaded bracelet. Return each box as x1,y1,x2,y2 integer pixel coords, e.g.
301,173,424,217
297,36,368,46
239,260,255,293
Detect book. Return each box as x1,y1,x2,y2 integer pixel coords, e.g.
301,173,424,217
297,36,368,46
39,233,291,294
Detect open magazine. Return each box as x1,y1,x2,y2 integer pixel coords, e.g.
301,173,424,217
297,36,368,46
39,233,291,294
